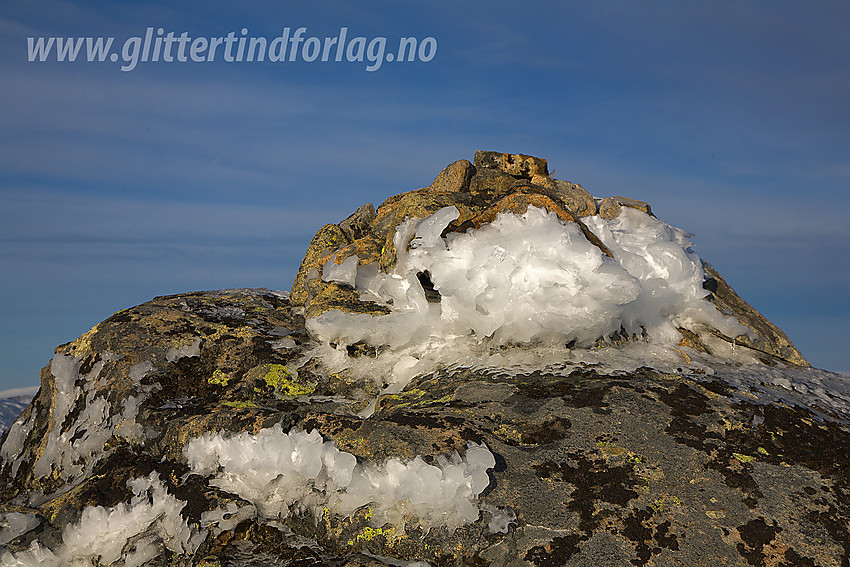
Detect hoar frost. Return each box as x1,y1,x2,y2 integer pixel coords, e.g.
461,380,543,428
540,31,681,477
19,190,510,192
309,205,745,390
27,355,151,486
184,424,496,532
0,473,203,567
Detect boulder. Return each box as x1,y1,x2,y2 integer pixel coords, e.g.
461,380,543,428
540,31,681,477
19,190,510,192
2,152,840,567
0,289,845,566
473,151,553,187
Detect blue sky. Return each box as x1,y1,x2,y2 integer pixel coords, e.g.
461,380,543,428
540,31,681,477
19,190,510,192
1,1,849,389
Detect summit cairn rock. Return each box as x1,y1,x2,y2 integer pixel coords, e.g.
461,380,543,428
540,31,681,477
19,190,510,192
472,150,553,186
289,151,806,366
4,152,846,567
292,151,621,319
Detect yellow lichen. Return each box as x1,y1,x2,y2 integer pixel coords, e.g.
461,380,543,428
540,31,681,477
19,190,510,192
626,453,643,464
69,324,100,357
722,418,746,432
385,388,427,409
732,452,755,464
596,441,643,464
248,363,317,397
222,401,258,409
494,424,522,444
425,394,454,406
209,369,230,386
650,495,682,514
346,524,397,547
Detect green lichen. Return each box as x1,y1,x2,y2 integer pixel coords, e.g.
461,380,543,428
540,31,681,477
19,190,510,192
733,452,755,464
346,524,395,547
255,363,316,397
222,401,258,409
209,369,230,386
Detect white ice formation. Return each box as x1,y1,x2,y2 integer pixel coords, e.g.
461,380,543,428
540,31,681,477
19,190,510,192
0,473,204,567
308,205,747,391
0,354,151,490
184,424,496,533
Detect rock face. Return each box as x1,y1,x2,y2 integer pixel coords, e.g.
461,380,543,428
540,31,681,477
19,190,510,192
291,151,609,320
2,152,847,567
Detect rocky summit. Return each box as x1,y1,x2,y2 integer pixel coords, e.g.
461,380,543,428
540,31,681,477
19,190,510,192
1,152,848,567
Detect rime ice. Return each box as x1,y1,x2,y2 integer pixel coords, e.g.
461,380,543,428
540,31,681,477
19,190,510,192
184,425,496,532
0,473,203,567
310,205,745,390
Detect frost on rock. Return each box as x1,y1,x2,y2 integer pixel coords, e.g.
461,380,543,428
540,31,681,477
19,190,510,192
199,501,257,535
308,205,747,391
164,338,201,363
0,513,40,547
26,355,154,487
184,424,496,532
0,473,204,567
0,412,36,478
708,364,850,423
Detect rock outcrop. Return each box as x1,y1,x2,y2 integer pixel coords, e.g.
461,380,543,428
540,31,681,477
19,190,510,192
2,152,847,567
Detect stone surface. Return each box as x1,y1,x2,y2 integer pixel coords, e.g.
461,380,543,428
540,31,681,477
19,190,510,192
287,152,809,364
0,289,844,566
702,262,809,367
0,151,831,567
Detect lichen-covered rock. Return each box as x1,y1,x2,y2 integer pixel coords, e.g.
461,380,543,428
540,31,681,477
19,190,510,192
599,196,654,220
290,152,642,320
429,159,475,194
552,180,597,217
289,152,808,367
473,150,552,187
0,288,845,566
2,152,836,567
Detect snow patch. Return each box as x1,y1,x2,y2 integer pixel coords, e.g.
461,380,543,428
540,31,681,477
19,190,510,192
200,501,257,535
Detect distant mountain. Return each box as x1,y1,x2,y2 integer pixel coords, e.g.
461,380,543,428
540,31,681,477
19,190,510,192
0,388,37,432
